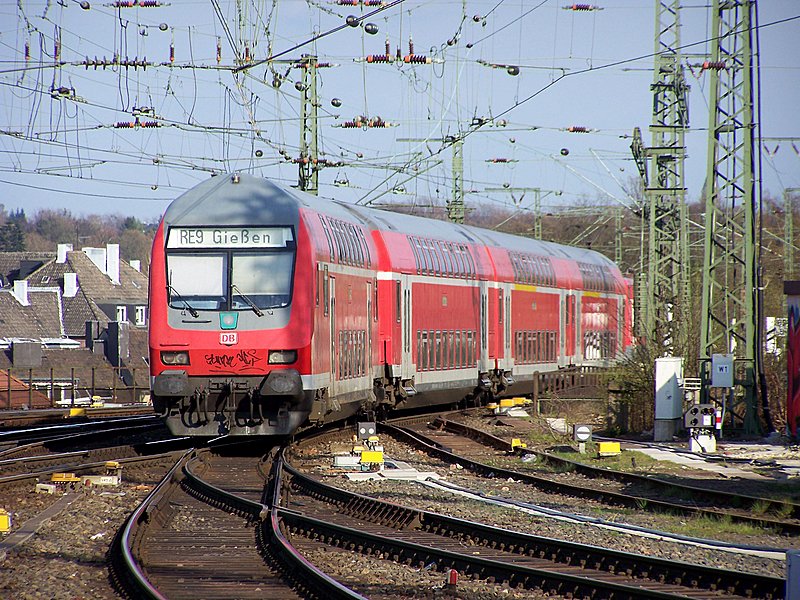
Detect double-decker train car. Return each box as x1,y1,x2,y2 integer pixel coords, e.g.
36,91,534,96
149,174,633,436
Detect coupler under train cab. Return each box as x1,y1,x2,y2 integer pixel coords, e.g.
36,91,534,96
151,369,313,436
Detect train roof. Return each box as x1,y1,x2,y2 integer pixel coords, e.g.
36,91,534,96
161,175,302,227
163,174,618,270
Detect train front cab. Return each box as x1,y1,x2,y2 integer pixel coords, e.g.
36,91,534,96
149,215,315,437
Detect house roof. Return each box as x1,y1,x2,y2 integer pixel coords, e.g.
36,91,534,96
0,288,64,339
61,251,148,304
0,252,54,287
8,247,149,339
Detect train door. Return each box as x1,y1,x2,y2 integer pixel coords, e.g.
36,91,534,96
564,292,576,364
574,292,583,363
400,274,413,379
479,282,490,373
502,282,512,371
366,281,373,376
329,276,336,396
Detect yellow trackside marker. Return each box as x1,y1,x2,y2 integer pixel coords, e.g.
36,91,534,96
360,451,384,464
598,441,621,457
0,509,10,532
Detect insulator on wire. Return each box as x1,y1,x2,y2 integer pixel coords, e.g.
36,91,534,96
24,41,30,61
408,37,414,55
244,45,251,63
566,125,590,133
110,0,165,6
385,39,391,55
404,54,431,64
336,0,359,5
486,158,517,163
169,43,174,63
563,3,602,10
364,0,384,5
114,118,160,128
701,61,726,71
366,54,392,63
216,38,221,64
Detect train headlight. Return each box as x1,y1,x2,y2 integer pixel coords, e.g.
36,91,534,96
161,351,190,365
268,350,297,364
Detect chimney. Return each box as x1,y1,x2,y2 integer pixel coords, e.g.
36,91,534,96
56,243,73,263
83,247,106,272
13,280,29,306
64,272,78,298
106,243,120,285
129,259,141,272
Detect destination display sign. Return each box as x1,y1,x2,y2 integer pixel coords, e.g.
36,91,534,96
166,227,293,249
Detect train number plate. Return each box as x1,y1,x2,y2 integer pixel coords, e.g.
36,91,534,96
220,332,238,345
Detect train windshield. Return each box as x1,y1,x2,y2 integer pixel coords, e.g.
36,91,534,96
231,252,293,309
166,250,294,312
168,253,227,310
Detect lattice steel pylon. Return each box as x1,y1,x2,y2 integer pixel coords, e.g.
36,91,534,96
298,55,319,194
629,0,690,352
699,0,761,434
448,137,465,224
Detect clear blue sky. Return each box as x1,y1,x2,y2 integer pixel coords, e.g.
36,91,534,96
0,0,797,222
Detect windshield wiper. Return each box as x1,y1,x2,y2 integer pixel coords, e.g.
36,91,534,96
166,284,199,318
231,284,264,317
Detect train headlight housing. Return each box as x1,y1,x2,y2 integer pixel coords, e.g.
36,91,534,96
268,350,297,364
161,351,190,365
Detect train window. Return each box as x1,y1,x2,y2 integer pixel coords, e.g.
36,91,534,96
395,281,402,323
465,249,476,278
323,266,329,316
436,242,446,275
339,223,350,264
360,229,371,267
373,280,378,321
451,244,463,278
231,253,293,309
331,222,344,264
321,217,335,261
498,289,503,323
166,253,227,310
350,224,363,266
349,225,361,265
424,240,437,275
409,237,422,274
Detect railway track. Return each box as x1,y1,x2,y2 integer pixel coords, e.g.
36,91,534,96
0,414,163,453
386,416,800,536
109,445,365,599
278,428,787,599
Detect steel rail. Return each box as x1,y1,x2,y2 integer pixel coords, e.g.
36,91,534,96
437,416,800,519
282,452,785,599
383,422,800,536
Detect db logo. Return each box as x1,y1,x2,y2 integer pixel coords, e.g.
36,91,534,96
220,332,238,345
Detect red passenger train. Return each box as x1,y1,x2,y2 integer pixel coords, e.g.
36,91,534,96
148,174,633,436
